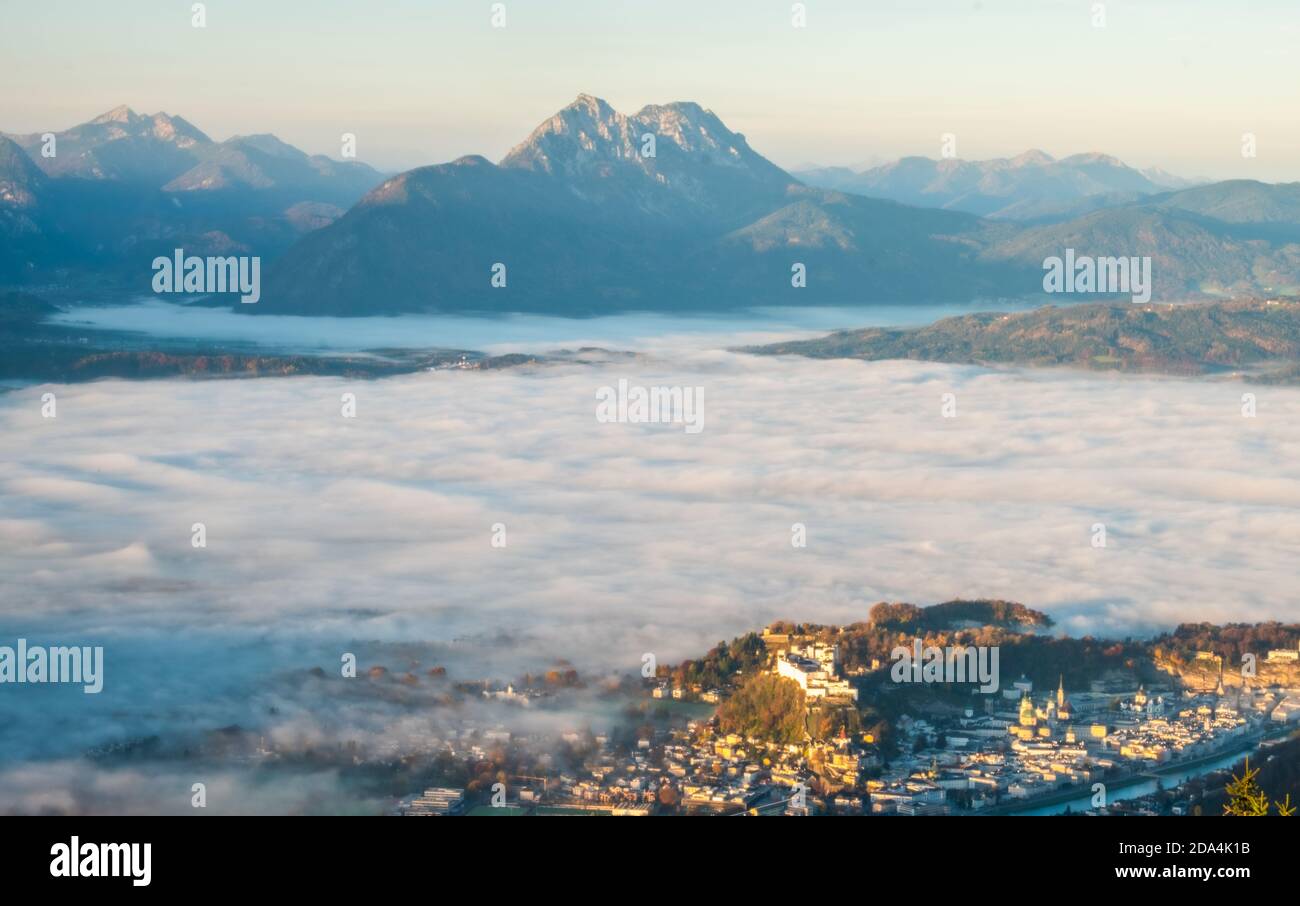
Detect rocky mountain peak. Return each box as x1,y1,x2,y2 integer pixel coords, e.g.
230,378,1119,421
500,95,791,197
90,104,137,125
1009,149,1054,167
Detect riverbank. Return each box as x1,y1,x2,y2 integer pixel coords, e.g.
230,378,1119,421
985,727,1283,816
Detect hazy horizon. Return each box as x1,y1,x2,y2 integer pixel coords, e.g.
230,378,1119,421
4,0,1300,181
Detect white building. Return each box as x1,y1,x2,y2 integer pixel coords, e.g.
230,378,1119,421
403,787,466,816
1272,696,1300,723
775,643,858,701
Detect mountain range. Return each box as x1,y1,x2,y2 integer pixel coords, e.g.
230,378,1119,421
4,105,381,201
793,151,1200,221
4,96,1300,314
260,95,1035,315
259,98,1300,315
0,106,383,285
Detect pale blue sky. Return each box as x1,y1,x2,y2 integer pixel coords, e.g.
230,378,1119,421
3,0,1299,179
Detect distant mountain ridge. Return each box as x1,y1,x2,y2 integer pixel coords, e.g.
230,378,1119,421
0,106,385,285
260,95,1035,315
3,106,380,201
260,96,1300,315
6,98,1300,313
4,105,210,184
980,182,1300,299
794,150,1194,220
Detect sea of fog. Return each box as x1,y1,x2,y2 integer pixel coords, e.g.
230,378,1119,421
45,298,1026,355
3,307,1299,812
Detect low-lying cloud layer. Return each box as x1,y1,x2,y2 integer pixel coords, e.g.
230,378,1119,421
45,300,999,355
2,350,1298,809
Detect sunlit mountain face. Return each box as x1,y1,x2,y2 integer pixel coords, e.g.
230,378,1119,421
9,96,1300,314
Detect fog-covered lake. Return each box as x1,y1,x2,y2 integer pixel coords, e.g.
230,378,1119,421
5,303,1298,813
46,298,1025,354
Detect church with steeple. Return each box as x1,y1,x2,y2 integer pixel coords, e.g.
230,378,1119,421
1055,675,1073,721
1008,676,1074,740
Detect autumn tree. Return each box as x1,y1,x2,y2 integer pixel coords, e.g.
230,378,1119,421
717,674,806,744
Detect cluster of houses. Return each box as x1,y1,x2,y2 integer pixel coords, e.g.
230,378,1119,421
859,672,1298,814
388,637,1300,816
